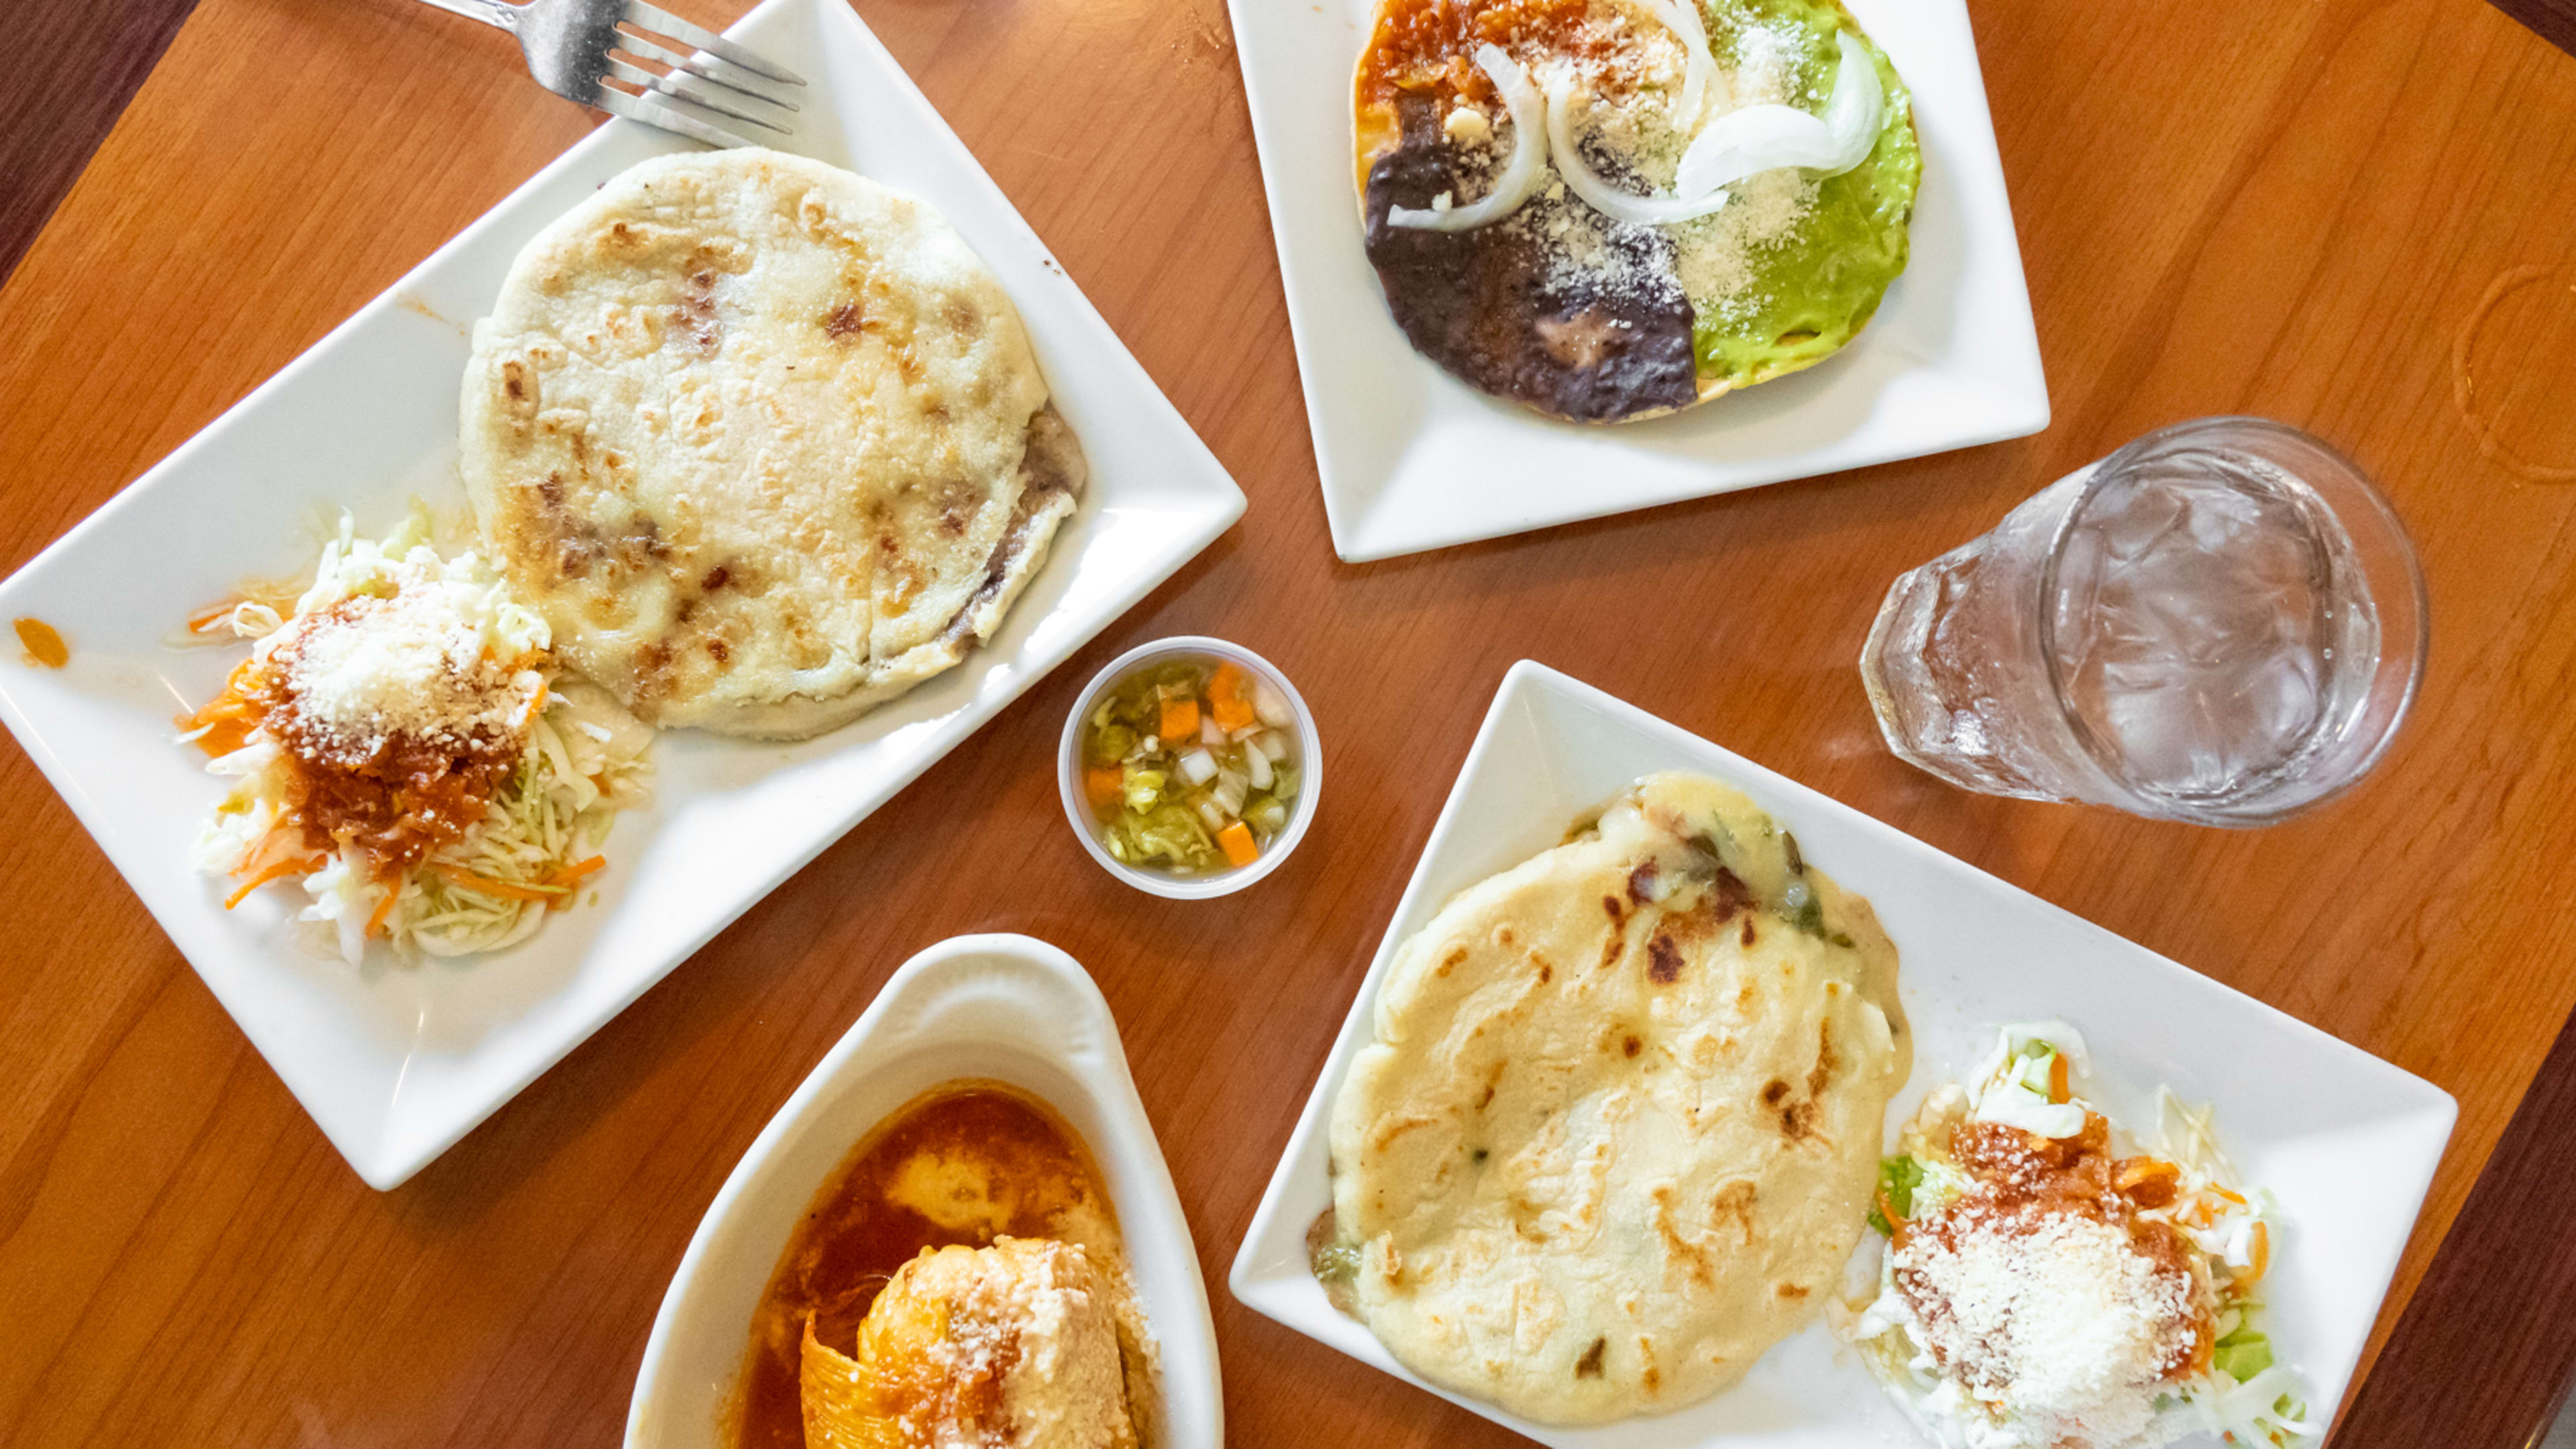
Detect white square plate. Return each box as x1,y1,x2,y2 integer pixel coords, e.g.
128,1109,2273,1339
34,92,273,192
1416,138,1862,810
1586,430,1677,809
1224,0,2051,562
0,0,1244,1190
1228,661,2455,1446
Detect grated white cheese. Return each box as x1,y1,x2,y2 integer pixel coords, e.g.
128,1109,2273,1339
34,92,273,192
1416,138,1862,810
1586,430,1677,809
276,585,537,764
1894,1210,2197,1448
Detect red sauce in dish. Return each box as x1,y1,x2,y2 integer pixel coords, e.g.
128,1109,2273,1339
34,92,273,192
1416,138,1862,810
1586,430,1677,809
730,1081,1117,1449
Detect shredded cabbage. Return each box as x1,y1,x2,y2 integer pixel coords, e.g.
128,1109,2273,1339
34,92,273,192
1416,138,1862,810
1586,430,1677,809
1833,1023,2312,1447
186,512,653,963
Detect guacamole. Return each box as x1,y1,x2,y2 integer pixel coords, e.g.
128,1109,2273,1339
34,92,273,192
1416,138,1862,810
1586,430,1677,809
1683,0,1920,389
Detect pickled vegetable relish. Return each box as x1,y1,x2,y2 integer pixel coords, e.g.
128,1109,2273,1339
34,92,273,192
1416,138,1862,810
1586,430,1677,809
1081,657,1301,875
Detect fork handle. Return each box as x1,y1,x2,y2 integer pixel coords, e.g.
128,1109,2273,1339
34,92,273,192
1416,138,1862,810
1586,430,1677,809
411,0,519,32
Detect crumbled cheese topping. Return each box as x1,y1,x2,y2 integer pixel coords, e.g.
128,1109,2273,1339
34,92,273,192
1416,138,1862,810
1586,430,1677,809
1499,0,1825,325
1894,1210,2197,1448
264,545,546,767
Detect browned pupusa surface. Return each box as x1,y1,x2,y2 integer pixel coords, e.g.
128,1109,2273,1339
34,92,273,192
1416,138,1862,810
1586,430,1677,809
1328,771,1907,1424
460,149,1081,740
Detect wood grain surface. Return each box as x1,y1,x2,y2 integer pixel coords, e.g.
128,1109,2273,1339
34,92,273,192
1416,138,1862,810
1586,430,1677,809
4,0,2576,1446
2492,0,2576,56
0,0,198,284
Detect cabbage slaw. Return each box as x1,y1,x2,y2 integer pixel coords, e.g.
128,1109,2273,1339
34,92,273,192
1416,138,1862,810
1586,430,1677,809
184,511,653,963
1839,1022,2312,1449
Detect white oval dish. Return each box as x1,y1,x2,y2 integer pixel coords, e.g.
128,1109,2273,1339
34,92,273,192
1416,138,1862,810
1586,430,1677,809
626,933,1222,1448
1057,634,1323,900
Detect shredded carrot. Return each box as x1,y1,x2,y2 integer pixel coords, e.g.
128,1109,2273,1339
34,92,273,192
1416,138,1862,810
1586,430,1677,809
365,879,403,938
435,864,563,902
1216,820,1259,867
1085,765,1124,810
1207,663,1256,731
2210,1183,2248,1206
1159,694,1199,743
1876,1188,1907,1234
2239,1220,2270,1289
2047,1051,2070,1104
544,855,607,887
223,853,325,910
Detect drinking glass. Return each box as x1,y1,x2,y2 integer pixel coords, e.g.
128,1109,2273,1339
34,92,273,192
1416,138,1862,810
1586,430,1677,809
1859,417,2428,826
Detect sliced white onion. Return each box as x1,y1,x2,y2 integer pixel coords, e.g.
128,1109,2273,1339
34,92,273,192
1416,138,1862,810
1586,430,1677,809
1813,33,1886,176
1244,746,1275,790
1544,77,1733,227
1177,748,1218,786
1387,44,1552,232
1638,0,1727,127
1673,33,1884,197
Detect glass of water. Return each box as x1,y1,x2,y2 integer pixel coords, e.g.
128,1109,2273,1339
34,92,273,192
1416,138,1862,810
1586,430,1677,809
1859,417,2428,826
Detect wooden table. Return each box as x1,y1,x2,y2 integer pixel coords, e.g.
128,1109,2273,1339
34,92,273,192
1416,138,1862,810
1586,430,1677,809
6,0,2575,1443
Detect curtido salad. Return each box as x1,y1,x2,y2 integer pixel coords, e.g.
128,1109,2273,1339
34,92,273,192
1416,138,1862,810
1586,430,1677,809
182,511,652,962
1079,655,1301,875
1837,1022,2308,1449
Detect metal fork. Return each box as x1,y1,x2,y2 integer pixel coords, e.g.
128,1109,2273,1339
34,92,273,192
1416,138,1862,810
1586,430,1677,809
415,0,806,150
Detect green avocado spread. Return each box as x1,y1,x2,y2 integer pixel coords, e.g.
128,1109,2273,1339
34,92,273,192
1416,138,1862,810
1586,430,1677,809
1682,0,1920,390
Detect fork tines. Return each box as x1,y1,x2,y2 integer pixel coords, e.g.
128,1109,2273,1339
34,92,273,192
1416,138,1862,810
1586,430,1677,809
604,0,805,149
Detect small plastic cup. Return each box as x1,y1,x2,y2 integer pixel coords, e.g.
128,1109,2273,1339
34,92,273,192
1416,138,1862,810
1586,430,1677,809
1057,635,1322,900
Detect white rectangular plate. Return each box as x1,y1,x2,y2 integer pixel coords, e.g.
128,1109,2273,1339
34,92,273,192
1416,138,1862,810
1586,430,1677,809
1224,0,2050,562
0,0,1244,1191
1229,661,2455,1446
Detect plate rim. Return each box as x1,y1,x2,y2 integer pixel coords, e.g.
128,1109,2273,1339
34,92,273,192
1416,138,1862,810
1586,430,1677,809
1226,657,2457,1446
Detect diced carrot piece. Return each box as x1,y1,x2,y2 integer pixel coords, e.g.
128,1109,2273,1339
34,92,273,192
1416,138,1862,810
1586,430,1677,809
2047,1052,2070,1104
1208,664,1256,731
1085,765,1124,810
1216,820,1258,867
1159,695,1199,741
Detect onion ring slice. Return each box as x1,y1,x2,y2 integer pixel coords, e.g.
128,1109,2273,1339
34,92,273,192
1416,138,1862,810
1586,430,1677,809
1674,34,1884,197
1638,0,1728,128
1544,76,1734,227
1385,44,1552,232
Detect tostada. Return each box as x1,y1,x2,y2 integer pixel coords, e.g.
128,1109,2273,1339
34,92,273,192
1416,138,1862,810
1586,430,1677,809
1354,0,1919,423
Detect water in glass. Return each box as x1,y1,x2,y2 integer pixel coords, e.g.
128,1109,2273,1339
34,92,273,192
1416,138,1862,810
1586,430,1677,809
1860,418,2425,825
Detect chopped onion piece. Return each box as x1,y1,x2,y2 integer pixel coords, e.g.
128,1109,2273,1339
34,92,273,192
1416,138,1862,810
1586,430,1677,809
1195,800,1227,833
1214,769,1248,816
1177,748,1218,786
1254,730,1290,761
1387,45,1550,233
1201,714,1225,746
1638,0,1726,127
1544,78,1733,227
1673,33,1883,197
1252,677,1293,728
1244,747,1274,790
